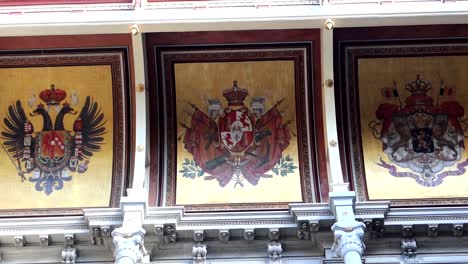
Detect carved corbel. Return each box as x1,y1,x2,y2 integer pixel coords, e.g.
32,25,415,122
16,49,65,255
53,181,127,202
401,225,413,238
267,242,282,264
427,224,438,237
453,224,464,237
101,226,111,237
62,247,77,264
14,235,24,247
65,234,75,247
310,221,320,232
297,221,310,240
269,228,280,241
39,235,50,247
244,229,255,241
218,230,230,242
192,243,207,264
91,227,103,245
194,230,205,243
401,238,417,257
154,225,164,236
163,224,177,243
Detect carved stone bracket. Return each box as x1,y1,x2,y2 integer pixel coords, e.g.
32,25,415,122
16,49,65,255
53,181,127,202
192,243,207,264
218,230,230,241
267,242,282,264
401,225,413,238
62,247,77,264
244,229,255,241
297,221,310,240
112,226,149,264
427,224,438,237
194,230,205,243
163,224,177,243
401,238,417,257
39,234,50,247
65,234,75,247
91,227,104,245
269,228,280,241
14,235,24,247
453,224,464,237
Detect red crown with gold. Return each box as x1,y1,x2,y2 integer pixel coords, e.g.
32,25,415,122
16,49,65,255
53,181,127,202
39,84,67,105
223,81,248,106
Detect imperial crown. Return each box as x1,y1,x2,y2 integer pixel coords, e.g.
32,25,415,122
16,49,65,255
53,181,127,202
39,84,67,105
223,80,249,106
405,75,432,95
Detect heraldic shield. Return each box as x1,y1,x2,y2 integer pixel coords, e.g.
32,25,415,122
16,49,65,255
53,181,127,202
1,84,106,195
181,81,294,187
370,75,468,187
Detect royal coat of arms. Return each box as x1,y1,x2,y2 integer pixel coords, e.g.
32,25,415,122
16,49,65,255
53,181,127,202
1,85,106,195
370,75,468,187
180,81,296,187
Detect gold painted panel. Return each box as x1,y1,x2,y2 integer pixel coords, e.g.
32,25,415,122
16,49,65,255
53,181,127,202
358,55,468,200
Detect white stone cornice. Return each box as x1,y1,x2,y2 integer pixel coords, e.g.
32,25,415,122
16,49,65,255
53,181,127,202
0,216,89,236
385,206,468,226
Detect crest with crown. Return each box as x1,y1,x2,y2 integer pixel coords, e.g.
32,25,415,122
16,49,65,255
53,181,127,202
223,80,249,106
39,84,67,105
405,74,432,95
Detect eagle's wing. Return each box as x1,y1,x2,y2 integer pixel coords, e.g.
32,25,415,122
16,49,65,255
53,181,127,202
75,96,106,160
1,100,33,160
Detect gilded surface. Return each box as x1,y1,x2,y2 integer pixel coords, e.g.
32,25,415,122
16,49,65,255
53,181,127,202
0,65,114,209
174,61,302,205
358,56,468,200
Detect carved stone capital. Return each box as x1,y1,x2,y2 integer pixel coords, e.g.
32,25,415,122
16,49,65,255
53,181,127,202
112,226,149,264
267,242,282,264
331,222,366,258
62,247,77,264
192,243,207,264
401,238,417,257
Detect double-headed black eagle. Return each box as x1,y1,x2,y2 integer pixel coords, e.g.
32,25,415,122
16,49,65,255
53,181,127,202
1,96,106,195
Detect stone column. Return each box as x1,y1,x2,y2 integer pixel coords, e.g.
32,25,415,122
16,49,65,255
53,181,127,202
112,189,150,264
112,227,148,264
329,192,365,264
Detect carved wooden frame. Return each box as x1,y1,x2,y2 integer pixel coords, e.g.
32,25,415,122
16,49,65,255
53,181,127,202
334,25,468,206
0,48,131,216
146,30,327,211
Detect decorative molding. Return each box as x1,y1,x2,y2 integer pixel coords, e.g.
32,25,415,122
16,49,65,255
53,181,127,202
112,226,149,264
267,242,282,264
331,222,366,258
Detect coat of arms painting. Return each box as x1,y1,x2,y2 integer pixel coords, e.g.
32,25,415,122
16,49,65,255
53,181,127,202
356,52,468,202
154,45,319,210
0,51,128,212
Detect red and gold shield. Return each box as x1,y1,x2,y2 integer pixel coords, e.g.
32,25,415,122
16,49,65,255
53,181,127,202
218,108,254,153
38,131,67,160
